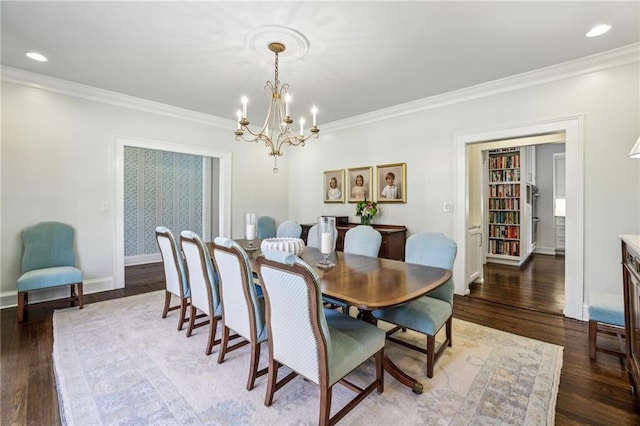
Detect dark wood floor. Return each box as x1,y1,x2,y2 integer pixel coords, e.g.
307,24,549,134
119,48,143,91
2,261,640,425
469,253,565,315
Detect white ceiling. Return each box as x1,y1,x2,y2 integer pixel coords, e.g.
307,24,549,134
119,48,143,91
2,1,639,125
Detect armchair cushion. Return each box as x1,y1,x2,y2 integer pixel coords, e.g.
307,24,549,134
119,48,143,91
17,266,82,292
373,296,452,336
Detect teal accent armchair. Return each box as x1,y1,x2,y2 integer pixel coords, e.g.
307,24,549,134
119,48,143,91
211,237,268,390
257,250,385,426
373,232,457,378
16,222,83,322
155,226,190,330
257,216,277,239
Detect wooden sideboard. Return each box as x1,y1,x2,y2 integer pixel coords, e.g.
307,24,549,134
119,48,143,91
301,222,407,261
621,235,640,396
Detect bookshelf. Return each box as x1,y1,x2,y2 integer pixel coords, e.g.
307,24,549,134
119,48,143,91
486,148,529,265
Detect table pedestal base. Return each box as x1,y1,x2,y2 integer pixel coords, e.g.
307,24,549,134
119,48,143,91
358,309,423,394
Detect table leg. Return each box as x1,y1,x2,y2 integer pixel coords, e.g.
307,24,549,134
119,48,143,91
358,309,424,394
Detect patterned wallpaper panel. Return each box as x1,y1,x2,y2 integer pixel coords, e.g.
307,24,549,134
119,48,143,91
124,147,203,257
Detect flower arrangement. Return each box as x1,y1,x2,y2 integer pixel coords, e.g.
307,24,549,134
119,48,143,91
355,199,378,226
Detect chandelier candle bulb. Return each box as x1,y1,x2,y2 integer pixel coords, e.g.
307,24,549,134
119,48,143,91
236,110,242,130
241,96,248,118
285,94,291,116
312,106,317,127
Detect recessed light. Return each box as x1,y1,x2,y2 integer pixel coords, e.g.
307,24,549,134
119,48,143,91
25,51,47,62
586,24,611,38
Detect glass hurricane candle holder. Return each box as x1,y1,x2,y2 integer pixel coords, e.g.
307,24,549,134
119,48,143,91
244,212,258,251
317,216,336,270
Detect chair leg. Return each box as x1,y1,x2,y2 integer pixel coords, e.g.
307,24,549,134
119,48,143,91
17,292,25,323
77,283,84,309
217,325,230,363
186,306,197,337
247,341,261,390
205,315,218,355
178,298,188,331
376,349,384,393
319,383,332,426
265,359,279,406
426,334,435,378
446,317,452,347
162,291,171,319
589,320,597,360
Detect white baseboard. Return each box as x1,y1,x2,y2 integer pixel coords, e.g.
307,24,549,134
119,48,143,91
534,246,557,256
0,276,116,310
125,253,162,266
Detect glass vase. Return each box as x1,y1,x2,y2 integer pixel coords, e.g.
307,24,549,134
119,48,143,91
317,216,336,269
244,212,258,251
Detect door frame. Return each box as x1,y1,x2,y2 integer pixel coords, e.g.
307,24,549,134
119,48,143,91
454,115,584,320
114,136,232,289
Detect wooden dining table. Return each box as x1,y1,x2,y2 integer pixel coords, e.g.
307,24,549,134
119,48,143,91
207,239,452,394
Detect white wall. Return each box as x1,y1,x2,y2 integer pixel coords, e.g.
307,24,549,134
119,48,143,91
536,144,566,253
289,60,639,317
1,78,291,306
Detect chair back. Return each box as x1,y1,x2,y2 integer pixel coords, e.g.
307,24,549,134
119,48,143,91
343,225,382,257
180,231,220,316
21,222,76,273
306,224,337,251
257,216,277,239
276,221,302,238
257,251,331,385
211,237,266,342
155,226,190,298
405,232,457,305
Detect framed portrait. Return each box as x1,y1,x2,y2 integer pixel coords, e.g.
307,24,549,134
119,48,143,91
323,169,345,203
347,166,373,203
376,163,407,203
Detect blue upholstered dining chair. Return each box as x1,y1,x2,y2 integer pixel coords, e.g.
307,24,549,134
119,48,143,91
155,226,190,330
256,250,385,426
210,237,268,390
306,224,337,251
16,221,83,322
372,232,457,378
343,225,382,257
257,216,277,239
325,225,382,314
180,230,222,355
276,220,302,238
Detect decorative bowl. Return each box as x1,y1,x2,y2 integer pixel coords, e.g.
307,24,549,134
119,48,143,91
260,238,305,256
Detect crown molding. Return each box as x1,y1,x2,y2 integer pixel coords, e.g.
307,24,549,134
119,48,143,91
3,43,638,133
1,66,234,129
323,42,640,133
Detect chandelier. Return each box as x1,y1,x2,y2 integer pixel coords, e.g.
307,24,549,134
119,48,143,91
235,42,319,172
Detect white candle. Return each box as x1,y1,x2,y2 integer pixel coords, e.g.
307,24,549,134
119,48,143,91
285,94,291,116
299,118,305,136
311,106,318,127
320,232,332,254
246,224,256,240
241,96,248,118
236,110,242,129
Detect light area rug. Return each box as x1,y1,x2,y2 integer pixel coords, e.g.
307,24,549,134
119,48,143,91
53,291,562,425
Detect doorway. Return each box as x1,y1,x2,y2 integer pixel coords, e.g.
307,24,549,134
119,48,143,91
454,115,584,320
113,136,232,290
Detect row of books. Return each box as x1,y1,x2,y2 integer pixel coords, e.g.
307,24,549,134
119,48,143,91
488,198,520,211
488,211,520,224
488,169,520,183
488,224,520,239
488,184,520,197
488,153,520,169
488,240,520,256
